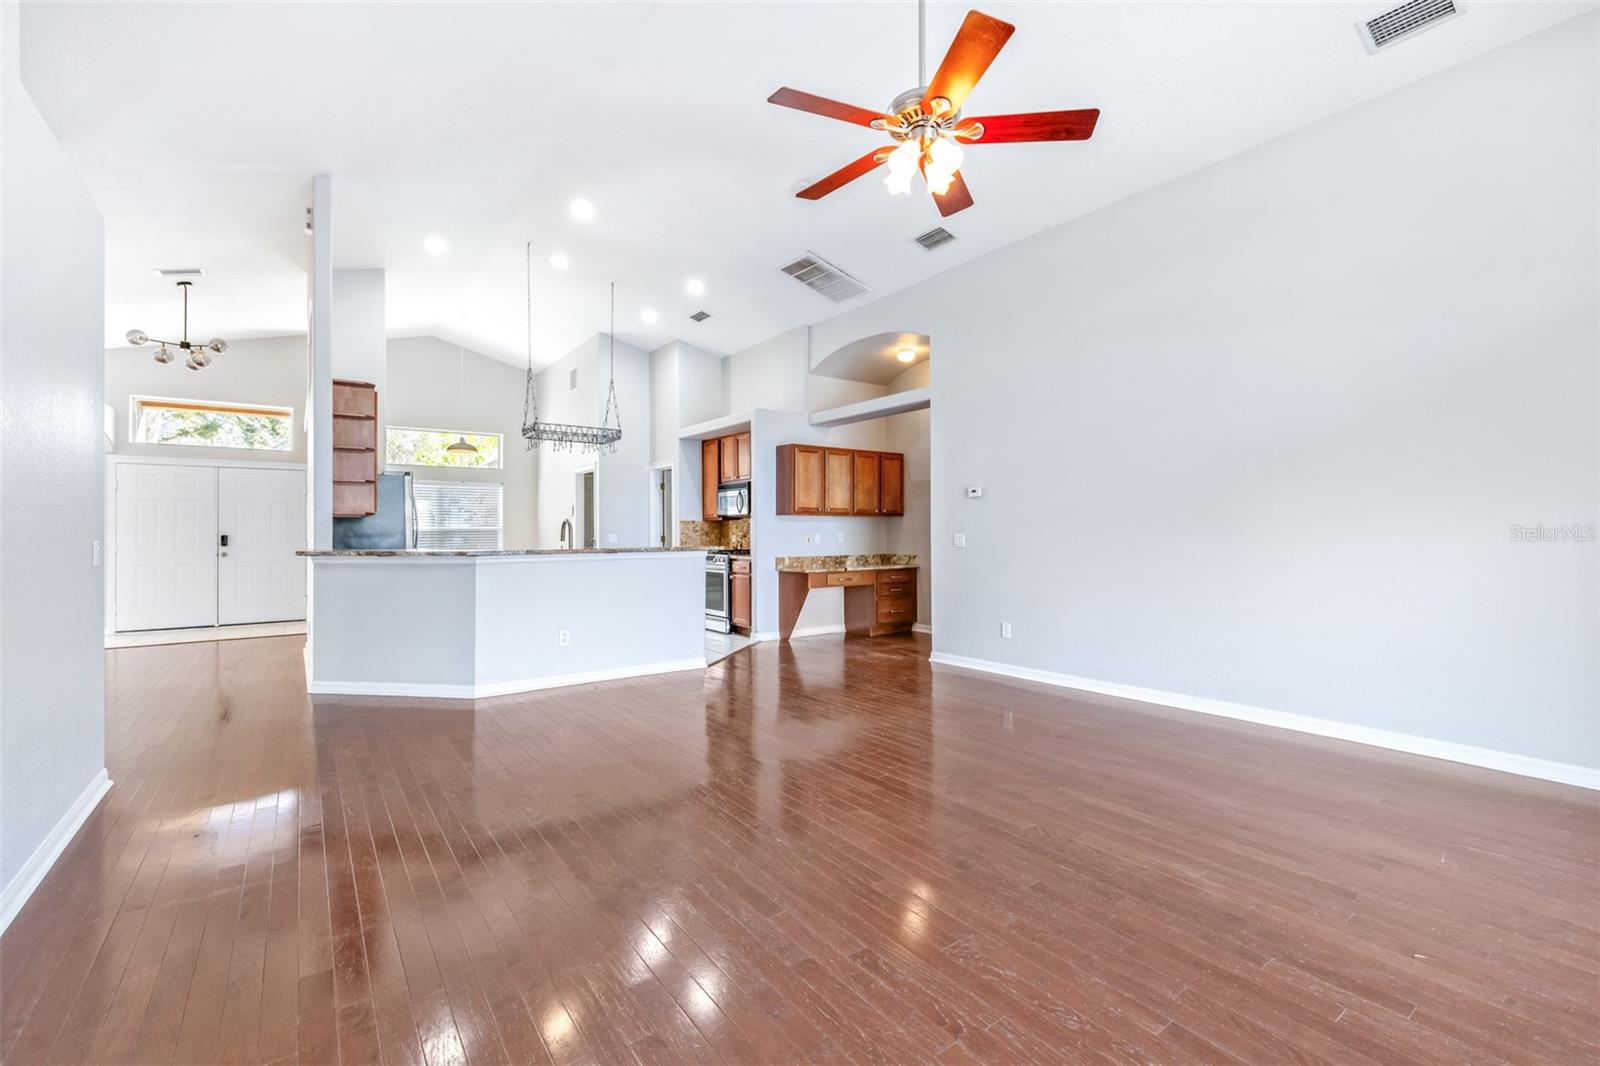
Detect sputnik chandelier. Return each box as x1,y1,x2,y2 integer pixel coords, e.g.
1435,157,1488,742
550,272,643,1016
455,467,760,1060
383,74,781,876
125,280,229,372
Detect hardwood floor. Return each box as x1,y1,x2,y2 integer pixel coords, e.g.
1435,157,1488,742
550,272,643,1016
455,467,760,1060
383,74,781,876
2,633,1595,1065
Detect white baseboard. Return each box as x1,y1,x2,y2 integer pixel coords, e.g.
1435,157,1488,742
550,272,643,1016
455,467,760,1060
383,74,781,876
308,657,707,700
929,653,1599,791
1,768,113,933
913,623,933,635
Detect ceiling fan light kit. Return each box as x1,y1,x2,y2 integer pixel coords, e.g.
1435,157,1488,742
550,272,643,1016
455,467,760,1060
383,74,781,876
125,280,230,371
768,4,1099,216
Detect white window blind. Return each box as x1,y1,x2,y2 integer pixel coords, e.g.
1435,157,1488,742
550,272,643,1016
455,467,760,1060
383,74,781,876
414,481,503,550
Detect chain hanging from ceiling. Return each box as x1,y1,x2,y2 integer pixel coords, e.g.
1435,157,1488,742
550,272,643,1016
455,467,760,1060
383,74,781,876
521,242,622,454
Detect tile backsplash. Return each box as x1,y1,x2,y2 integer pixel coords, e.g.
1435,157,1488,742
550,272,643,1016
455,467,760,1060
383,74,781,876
679,518,750,549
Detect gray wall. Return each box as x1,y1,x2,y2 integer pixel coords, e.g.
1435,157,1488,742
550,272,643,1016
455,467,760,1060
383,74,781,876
386,335,536,547
806,16,1599,769
105,334,308,463
1,3,108,898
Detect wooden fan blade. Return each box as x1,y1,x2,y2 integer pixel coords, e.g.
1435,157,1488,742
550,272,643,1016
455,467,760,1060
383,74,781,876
768,87,888,129
797,148,893,200
932,171,974,216
922,11,1015,117
960,109,1100,144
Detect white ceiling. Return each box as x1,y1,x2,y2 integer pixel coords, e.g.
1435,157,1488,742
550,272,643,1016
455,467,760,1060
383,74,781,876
21,0,1592,370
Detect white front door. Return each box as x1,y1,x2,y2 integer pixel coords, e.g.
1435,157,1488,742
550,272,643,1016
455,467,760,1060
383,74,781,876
115,463,219,631
217,467,306,625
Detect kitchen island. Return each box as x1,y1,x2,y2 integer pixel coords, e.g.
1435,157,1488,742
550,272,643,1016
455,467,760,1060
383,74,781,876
299,548,707,698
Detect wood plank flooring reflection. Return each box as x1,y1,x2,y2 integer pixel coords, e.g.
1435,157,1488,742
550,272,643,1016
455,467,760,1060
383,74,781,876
2,633,1595,1064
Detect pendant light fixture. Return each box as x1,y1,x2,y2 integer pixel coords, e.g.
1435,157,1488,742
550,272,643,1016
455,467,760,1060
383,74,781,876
520,241,622,454
125,280,229,371
447,322,478,455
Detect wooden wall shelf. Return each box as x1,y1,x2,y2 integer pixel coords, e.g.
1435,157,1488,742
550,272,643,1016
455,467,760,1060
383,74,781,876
331,379,377,517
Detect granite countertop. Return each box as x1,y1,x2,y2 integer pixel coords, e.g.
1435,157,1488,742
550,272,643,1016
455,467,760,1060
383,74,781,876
774,554,918,573
298,547,707,558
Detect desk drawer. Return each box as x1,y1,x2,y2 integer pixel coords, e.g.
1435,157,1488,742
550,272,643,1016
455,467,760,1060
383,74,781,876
825,571,876,588
877,574,916,598
875,592,916,624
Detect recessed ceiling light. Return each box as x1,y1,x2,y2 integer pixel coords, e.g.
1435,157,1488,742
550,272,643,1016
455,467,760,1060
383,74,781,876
423,235,449,256
640,308,659,325
569,198,596,222
896,348,917,364
549,253,570,270
685,278,705,297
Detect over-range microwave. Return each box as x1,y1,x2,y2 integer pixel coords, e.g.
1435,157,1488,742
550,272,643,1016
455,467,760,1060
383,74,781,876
716,483,750,518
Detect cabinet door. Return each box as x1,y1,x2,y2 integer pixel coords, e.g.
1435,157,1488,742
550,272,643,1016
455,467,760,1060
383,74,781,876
719,435,740,483
730,572,752,630
702,439,720,520
824,450,853,514
879,453,904,515
792,445,824,513
736,432,752,481
852,451,880,514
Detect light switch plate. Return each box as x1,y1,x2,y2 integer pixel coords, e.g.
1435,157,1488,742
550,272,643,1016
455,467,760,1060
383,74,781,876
966,486,983,498
954,533,967,548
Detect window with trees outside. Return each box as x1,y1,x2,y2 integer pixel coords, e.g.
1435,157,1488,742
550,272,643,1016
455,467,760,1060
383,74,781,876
132,396,293,451
385,426,503,469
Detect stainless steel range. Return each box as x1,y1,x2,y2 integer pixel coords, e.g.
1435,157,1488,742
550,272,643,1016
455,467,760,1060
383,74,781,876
705,552,732,633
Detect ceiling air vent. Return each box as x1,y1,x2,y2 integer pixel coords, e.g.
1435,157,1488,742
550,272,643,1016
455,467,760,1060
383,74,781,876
1358,0,1460,52
779,252,870,303
689,310,711,323
914,227,956,251
155,267,205,279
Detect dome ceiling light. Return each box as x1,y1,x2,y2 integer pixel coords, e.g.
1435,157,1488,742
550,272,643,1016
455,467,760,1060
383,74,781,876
125,280,229,372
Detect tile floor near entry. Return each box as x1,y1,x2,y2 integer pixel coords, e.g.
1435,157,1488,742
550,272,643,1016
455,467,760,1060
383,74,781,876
2,632,1595,1064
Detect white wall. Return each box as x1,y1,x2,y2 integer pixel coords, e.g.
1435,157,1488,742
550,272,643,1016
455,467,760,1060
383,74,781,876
332,268,386,435
0,3,109,920
726,326,809,413
806,16,1599,771
532,333,651,548
386,335,537,547
884,362,932,627
105,334,308,462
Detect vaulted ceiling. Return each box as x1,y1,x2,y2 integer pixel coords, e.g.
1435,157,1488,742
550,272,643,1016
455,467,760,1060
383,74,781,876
21,0,1591,368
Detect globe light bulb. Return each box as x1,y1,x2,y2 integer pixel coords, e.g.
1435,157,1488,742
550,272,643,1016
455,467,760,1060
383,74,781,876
883,140,921,196
126,329,148,346
153,345,175,365
924,137,964,196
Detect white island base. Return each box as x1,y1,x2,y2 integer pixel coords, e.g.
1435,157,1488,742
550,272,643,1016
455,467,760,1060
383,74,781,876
302,549,707,698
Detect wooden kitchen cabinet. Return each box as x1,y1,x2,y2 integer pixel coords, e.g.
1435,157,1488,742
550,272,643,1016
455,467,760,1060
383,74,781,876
776,444,906,518
736,432,752,481
879,453,905,515
701,438,720,520
331,379,378,517
776,444,825,514
823,450,853,514
719,435,740,485
852,451,881,515
729,556,752,632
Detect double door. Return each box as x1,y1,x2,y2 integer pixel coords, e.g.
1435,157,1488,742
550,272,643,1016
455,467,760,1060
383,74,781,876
114,463,306,631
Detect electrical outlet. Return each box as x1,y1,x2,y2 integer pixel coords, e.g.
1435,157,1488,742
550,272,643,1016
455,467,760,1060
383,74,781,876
954,533,967,548
558,628,571,647
1001,622,1013,639
607,533,618,544
836,532,846,544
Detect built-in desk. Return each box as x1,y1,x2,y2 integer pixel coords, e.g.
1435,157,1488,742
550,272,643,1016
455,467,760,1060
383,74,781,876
775,555,918,640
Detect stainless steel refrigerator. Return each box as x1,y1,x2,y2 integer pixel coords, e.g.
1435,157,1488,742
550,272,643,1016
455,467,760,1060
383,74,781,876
331,471,416,549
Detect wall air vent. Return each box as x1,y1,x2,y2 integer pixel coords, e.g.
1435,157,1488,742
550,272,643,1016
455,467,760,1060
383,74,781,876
1358,0,1460,52
689,310,711,322
914,227,957,251
779,252,870,303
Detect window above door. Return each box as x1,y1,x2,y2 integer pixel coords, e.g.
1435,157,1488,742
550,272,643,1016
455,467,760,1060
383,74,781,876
131,396,294,451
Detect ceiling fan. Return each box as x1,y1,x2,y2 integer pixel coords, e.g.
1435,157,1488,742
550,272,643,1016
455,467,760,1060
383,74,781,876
768,4,1099,217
